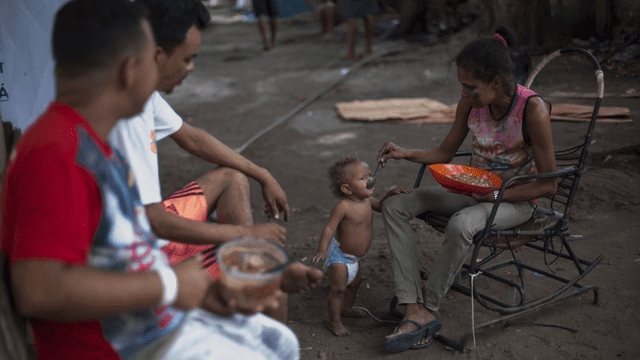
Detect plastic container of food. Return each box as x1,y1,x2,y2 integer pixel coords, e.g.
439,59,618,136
216,237,288,305
429,164,502,195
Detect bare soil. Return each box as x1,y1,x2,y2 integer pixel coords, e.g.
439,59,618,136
158,7,640,360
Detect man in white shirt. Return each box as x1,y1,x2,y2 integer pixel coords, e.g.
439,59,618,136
110,0,295,322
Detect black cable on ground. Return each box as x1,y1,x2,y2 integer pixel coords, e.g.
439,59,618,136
504,321,578,334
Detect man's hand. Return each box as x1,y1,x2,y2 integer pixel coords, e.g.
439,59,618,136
280,262,323,294
201,262,321,317
172,255,213,311
201,279,283,317
261,178,290,221
247,223,286,245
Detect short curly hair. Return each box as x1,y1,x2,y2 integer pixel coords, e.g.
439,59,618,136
328,153,360,198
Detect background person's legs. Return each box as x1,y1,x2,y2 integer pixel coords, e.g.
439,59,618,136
438,0,447,32
256,15,271,50
320,2,335,41
345,18,357,61
269,16,277,47
363,15,374,57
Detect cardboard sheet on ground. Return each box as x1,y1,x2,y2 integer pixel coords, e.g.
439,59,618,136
334,98,458,124
551,103,632,122
335,98,632,124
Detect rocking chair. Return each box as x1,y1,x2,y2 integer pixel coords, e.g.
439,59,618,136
389,48,604,353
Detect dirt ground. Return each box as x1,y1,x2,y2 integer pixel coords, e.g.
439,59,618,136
157,6,640,360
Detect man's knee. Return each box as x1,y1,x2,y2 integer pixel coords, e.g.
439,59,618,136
200,166,250,190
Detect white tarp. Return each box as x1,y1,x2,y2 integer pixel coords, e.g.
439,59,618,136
0,0,66,131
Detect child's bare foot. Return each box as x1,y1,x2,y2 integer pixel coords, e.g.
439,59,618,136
321,32,333,41
341,307,366,318
328,322,350,337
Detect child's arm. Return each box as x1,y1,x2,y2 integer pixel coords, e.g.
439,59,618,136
370,187,412,212
312,202,347,264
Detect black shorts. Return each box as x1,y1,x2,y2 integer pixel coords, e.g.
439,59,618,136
252,0,279,17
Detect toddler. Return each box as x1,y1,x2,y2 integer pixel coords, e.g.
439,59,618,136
313,154,410,336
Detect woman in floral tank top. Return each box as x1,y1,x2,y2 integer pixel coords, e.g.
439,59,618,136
376,26,558,353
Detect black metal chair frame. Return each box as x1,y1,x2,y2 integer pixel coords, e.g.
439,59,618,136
389,48,605,353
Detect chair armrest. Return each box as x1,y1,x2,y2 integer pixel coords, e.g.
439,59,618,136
499,166,580,191
480,166,580,240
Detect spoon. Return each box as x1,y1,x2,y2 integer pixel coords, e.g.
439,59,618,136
366,150,388,189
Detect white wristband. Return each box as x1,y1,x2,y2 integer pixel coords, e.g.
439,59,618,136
155,266,178,307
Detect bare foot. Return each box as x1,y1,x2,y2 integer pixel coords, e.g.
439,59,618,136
321,32,333,42
341,307,366,318
328,322,350,337
385,304,436,340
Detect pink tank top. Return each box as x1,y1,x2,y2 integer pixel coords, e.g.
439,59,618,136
467,84,541,183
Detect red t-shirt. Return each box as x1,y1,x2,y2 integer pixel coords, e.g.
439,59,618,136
1,102,120,359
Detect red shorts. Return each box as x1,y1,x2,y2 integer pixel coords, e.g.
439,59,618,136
161,182,220,280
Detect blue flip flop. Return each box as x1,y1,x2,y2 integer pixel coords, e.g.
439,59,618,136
384,320,443,353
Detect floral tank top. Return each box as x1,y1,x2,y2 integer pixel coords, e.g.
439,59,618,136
467,84,547,184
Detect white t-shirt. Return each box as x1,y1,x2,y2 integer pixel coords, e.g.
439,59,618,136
109,91,183,205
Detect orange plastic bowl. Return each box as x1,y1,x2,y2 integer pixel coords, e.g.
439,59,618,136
429,164,502,195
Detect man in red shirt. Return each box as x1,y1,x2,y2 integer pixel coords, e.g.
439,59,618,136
1,0,320,359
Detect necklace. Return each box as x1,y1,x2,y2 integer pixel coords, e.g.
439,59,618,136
489,93,517,121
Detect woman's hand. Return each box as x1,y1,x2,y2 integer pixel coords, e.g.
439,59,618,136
377,142,407,168
471,191,496,202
